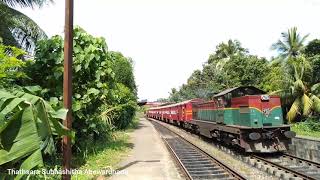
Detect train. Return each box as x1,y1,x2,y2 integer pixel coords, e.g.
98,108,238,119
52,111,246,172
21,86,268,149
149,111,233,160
146,86,296,153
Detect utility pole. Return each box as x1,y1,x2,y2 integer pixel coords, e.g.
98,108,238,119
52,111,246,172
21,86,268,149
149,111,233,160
62,0,73,179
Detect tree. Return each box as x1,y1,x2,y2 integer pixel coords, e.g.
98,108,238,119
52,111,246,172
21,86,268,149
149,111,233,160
223,54,270,89
110,51,137,95
304,39,320,57
261,60,286,92
0,41,27,87
208,39,248,64
273,56,320,122
271,27,309,59
0,0,48,53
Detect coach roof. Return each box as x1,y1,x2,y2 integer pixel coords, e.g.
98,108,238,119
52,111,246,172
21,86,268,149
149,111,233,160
149,98,203,110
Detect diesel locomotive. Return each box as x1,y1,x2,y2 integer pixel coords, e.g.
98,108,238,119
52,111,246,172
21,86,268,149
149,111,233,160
147,86,296,153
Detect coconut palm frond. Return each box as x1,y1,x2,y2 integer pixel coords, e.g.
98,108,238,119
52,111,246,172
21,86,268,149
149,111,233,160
311,95,320,113
302,94,312,116
4,4,47,40
292,79,305,96
287,98,301,122
272,27,308,59
270,89,291,97
311,83,320,96
0,3,47,52
0,0,51,8
0,21,19,47
300,33,310,46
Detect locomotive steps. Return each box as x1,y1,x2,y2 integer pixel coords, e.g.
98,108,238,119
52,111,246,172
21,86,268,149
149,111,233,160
149,118,320,180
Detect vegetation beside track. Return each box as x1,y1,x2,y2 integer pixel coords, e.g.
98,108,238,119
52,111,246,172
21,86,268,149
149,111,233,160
71,115,140,180
0,23,138,179
291,117,320,138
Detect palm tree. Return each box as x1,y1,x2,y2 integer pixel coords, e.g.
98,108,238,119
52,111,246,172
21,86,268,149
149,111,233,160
0,0,50,54
273,57,320,122
271,27,309,59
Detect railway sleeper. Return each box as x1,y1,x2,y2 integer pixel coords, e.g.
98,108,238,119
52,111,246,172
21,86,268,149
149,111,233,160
183,162,213,166
182,160,213,163
188,169,226,174
184,164,219,168
190,172,230,179
180,154,204,159
186,166,221,171
179,156,204,160
174,150,199,154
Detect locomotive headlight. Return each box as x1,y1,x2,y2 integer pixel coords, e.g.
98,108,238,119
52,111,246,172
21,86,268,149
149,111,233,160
284,131,296,138
261,95,270,101
249,132,261,140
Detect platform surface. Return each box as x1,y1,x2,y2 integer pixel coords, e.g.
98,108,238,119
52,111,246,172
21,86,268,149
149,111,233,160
109,117,182,180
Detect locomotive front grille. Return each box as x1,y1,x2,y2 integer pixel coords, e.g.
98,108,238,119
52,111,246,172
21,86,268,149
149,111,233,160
263,123,272,126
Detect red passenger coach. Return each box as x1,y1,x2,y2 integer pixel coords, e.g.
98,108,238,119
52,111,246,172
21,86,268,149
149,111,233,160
147,99,203,125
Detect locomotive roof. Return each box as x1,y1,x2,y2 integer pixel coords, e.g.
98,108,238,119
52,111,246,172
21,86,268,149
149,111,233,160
213,86,265,98
148,98,203,110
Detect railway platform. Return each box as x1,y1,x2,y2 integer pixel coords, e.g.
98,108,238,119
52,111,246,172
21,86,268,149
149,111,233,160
109,117,183,180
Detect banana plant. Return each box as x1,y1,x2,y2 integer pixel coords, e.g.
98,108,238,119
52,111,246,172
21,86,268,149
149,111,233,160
0,89,72,179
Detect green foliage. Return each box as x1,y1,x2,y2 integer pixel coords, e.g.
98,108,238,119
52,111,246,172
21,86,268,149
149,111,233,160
291,117,320,138
223,55,269,88
308,55,320,84
270,56,320,122
0,42,27,87
304,39,320,57
0,89,70,179
261,60,286,92
169,41,268,101
110,51,137,94
24,27,137,152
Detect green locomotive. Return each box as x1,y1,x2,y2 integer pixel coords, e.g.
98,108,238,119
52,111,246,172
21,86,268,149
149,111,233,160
191,86,296,152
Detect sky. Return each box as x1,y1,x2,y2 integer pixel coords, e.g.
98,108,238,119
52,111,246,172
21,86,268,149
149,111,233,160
16,0,320,101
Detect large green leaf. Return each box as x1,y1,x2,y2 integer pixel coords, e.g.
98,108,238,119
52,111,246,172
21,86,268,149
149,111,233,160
0,89,71,178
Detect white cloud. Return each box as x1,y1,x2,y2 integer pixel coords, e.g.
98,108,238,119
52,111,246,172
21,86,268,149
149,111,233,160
16,0,320,101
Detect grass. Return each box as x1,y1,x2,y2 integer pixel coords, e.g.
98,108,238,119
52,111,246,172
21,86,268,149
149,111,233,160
71,131,133,180
19,113,142,179
71,114,141,179
291,118,320,138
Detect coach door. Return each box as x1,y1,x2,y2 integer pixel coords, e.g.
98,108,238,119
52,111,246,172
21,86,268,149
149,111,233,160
181,105,186,120
216,97,224,124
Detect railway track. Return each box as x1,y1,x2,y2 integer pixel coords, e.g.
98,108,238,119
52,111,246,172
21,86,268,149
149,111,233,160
150,119,245,180
250,153,320,180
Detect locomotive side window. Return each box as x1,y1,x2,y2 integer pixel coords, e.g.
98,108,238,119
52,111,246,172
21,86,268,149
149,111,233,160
217,97,224,107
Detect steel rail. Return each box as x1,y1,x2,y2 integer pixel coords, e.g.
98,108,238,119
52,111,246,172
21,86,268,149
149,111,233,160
162,136,193,180
282,153,320,168
251,155,317,180
150,118,246,180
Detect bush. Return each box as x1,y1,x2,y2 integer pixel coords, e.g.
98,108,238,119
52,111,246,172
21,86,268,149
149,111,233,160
23,27,137,153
